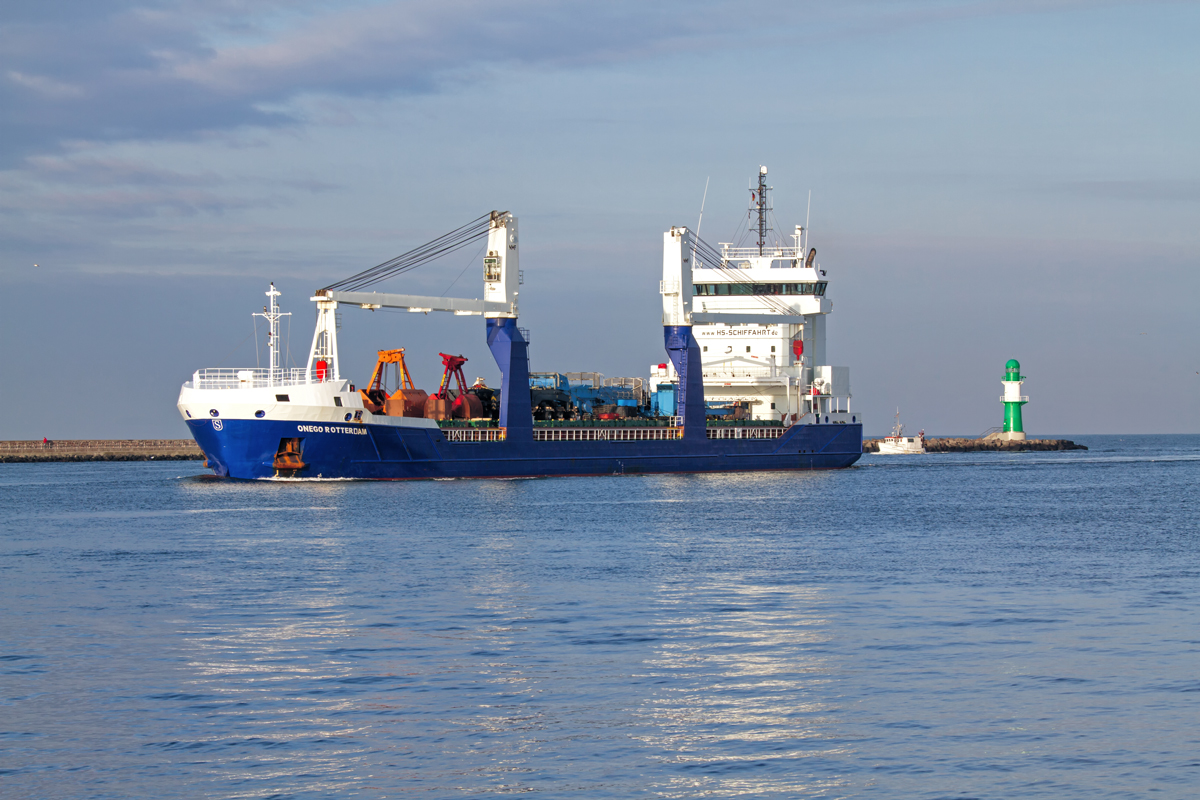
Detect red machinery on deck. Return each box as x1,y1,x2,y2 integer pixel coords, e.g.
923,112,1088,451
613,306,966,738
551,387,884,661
424,353,484,420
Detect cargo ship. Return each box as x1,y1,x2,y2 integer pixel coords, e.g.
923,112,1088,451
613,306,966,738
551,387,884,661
178,169,863,479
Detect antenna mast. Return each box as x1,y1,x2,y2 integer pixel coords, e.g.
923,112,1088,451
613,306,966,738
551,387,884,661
253,282,290,386
750,165,771,256
805,189,812,253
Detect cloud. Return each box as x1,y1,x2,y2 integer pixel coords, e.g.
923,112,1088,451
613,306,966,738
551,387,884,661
0,149,334,221
2,0,1148,168
0,164,240,220
0,1,759,167
7,70,84,99
22,154,216,186
0,0,1172,226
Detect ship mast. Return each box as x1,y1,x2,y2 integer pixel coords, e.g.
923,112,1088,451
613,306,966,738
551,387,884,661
253,282,290,386
752,165,771,256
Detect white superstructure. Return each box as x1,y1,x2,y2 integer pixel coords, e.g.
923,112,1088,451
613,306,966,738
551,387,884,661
177,282,440,435
654,167,856,426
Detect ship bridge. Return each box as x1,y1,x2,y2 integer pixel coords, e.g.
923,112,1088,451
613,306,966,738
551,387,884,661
656,166,855,426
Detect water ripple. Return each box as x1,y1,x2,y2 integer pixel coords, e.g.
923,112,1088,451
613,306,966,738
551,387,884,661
0,436,1198,798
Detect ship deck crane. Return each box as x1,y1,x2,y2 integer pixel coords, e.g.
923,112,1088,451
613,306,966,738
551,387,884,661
307,210,529,431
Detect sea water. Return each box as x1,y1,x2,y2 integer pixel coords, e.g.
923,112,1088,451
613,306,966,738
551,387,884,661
2,435,1198,799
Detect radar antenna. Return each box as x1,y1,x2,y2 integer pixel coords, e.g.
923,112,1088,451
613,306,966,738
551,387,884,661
750,165,772,256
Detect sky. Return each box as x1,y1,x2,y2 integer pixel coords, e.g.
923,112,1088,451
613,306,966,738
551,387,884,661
2,0,1198,439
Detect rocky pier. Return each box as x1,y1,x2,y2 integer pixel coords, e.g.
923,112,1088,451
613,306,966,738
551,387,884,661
0,440,204,463
864,437,1087,453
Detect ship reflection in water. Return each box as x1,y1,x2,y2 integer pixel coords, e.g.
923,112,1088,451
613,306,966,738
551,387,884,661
636,581,846,797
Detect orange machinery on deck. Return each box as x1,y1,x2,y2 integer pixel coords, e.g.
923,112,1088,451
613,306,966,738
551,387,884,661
361,349,428,417
360,348,487,421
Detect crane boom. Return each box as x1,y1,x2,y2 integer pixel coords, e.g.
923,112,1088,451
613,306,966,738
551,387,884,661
313,289,513,316
305,211,522,386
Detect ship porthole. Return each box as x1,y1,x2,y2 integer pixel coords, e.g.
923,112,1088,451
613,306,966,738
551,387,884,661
209,409,219,417
344,412,353,422
255,410,265,418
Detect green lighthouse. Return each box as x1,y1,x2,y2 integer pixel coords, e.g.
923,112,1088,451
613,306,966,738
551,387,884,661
1000,358,1028,441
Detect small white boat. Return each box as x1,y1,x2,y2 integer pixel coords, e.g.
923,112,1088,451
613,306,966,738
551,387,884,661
876,410,925,454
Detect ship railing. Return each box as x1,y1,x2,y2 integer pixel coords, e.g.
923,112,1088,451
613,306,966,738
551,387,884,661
999,395,1030,402
443,420,784,442
191,368,325,389
532,427,683,442
442,428,507,443
705,426,787,440
717,245,801,260
702,367,778,379
602,376,648,404
565,372,604,388
603,376,645,392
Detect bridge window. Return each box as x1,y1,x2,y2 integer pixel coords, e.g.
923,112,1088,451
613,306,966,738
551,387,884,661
693,281,828,297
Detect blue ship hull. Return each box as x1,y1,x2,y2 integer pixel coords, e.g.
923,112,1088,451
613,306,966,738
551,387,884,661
188,419,862,480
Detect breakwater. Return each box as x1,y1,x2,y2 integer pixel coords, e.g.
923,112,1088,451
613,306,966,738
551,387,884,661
0,439,204,463
864,437,1086,453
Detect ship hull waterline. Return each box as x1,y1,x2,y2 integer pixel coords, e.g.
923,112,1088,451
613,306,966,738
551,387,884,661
187,418,863,480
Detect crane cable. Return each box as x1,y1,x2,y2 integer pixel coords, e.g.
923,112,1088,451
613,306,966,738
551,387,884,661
321,212,493,293
691,235,798,317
